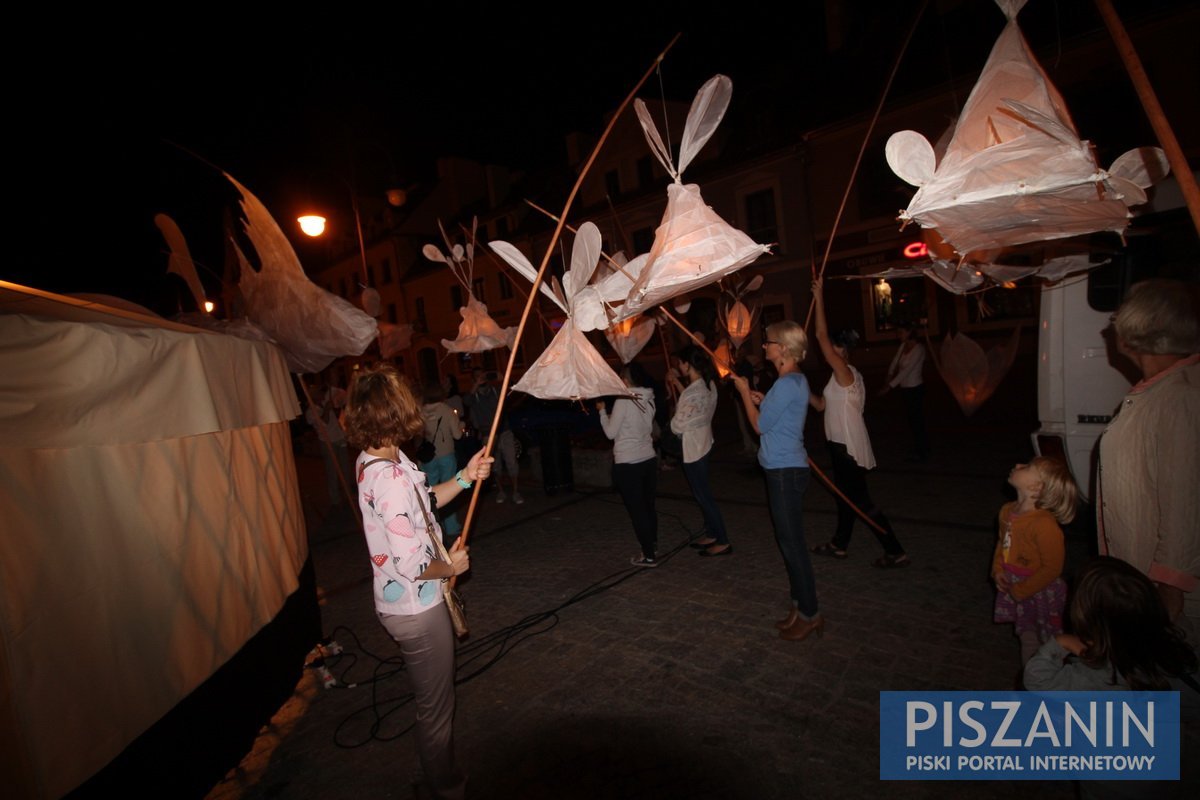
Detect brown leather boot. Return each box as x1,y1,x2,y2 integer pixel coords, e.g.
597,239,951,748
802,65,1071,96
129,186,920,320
779,614,825,642
775,608,799,630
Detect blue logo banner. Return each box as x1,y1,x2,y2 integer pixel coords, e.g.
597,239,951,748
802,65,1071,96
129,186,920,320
880,691,1180,780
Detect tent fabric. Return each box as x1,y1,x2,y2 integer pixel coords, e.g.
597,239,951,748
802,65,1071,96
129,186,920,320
0,290,306,798
0,314,298,449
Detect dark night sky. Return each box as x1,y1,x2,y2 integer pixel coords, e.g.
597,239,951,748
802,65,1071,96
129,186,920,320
10,1,1194,311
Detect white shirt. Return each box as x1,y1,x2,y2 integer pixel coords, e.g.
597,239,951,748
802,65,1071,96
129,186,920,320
670,379,718,463
598,387,657,464
824,366,876,469
887,342,925,388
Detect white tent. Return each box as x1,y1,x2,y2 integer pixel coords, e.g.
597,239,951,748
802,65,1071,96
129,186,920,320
0,282,307,797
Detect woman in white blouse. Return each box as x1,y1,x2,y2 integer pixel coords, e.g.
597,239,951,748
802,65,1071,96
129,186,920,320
809,277,909,568
668,345,732,557
597,362,660,567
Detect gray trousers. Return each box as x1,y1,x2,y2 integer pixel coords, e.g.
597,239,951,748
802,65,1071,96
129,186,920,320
378,606,466,799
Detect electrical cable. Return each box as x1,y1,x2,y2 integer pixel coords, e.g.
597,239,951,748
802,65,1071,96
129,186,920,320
310,490,704,749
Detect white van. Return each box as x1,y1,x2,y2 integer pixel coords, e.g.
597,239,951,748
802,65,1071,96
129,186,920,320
1033,179,1200,500
1033,272,1132,501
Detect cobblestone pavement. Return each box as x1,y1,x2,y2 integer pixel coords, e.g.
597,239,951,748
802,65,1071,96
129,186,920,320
204,399,1164,800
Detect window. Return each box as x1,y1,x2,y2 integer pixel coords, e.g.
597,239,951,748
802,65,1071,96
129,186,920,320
450,285,464,309
415,297,427,332
870,276,927,332
472,277,485,303
637,156,654,188
498,272,514,300
744,188,778,244
605,169,620,199
379,258,393,285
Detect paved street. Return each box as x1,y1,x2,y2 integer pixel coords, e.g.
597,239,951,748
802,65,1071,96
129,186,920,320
203,378,1164,800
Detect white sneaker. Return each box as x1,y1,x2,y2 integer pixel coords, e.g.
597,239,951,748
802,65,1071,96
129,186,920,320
512,492,525,505
495,492,506,504
630,555,658,568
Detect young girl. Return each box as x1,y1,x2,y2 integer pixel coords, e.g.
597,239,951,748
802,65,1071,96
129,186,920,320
1024,556,1199,693
992,456,1078,664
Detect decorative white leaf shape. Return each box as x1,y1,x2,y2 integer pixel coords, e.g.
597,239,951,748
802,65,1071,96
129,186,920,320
1109,147,1170,189
634,98,676,179
565,222,603,301
677,75,733,175
886,131,937,187
489,241,566,311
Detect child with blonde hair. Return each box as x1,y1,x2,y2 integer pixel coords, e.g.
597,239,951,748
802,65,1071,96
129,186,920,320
992,456,1079,664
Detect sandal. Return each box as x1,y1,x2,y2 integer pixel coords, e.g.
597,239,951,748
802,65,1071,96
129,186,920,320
811,542,848,559
872,554,911,569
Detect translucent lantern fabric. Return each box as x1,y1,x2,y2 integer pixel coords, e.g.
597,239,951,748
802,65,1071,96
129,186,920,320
886,1,1166,263
931,327,1021,416
228,173,377,374
491,223,629,400
441,297,516,353
605,315,656,364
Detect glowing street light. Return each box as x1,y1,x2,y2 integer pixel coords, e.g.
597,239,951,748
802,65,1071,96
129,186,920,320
298,215,327,237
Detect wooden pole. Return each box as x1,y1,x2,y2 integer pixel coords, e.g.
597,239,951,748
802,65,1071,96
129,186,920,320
455,34,682,556
1093,0,1200,238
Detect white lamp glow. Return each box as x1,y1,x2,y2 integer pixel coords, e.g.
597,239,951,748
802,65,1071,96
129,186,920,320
298,215,327,237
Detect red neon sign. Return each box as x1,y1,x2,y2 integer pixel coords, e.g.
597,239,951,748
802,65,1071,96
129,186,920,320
903,242,928,259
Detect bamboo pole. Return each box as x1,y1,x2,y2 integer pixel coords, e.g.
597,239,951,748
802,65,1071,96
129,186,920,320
455,34,683,555
1093,0,1200,238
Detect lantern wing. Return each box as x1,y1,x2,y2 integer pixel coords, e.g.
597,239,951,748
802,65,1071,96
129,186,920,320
227,172,377,374
489,240,567,312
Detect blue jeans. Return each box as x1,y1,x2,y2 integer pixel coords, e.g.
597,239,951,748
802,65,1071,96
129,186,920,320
419,453,461,541
764,467,819,618
682,452,729,545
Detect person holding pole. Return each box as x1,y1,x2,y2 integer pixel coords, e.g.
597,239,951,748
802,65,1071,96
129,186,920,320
667,345,732,557
342,364,492,800
731,321,824,642
809,277,910,568
597,362,660,567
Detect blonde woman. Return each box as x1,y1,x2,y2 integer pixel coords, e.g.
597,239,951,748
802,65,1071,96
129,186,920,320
732,321,824,642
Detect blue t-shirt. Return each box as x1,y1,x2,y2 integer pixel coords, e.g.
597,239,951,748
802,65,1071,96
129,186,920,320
757,372,810,469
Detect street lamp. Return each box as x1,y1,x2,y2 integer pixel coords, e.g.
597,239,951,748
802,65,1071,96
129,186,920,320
298,179,409,320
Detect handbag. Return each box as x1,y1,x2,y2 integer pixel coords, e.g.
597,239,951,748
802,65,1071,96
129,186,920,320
411,480,469,639
415,416,442,464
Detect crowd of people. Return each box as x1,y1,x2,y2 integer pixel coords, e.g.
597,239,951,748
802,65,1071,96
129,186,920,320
302,277,1196,799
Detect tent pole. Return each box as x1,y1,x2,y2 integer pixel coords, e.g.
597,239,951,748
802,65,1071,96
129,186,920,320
1093,0,1200,238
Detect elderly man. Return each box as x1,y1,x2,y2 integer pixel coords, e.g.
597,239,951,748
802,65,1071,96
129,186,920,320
1098,279,1200,642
